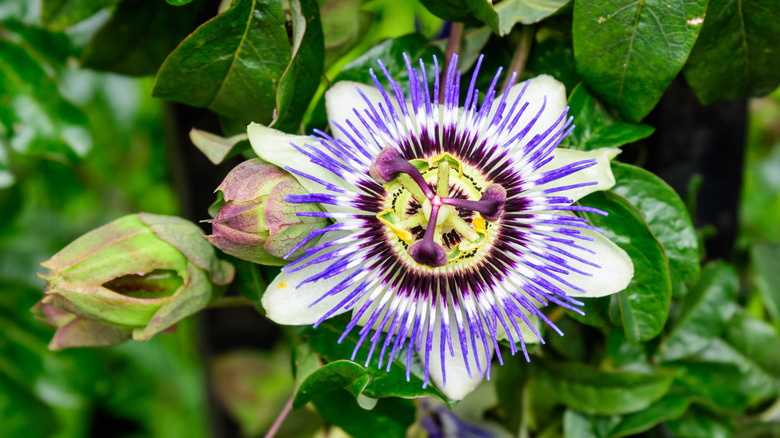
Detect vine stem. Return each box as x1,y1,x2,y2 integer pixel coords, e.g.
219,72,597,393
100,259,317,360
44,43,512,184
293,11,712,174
264,395,294,438
500,25,534,94
441,22,464,103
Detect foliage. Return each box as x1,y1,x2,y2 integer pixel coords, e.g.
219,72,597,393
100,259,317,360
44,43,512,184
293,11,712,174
1,0,779,436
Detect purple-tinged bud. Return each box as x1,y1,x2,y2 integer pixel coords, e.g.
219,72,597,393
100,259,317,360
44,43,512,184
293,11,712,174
205,159,328,265
37,213,234,348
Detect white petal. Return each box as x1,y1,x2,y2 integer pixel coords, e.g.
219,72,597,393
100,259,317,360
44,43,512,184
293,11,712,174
495,75,568,154
422,308,492,401
248,123,347,192
561,227,634,298
325,81,385,145
534,147,620,202
494,306,543,344
260,233,357,325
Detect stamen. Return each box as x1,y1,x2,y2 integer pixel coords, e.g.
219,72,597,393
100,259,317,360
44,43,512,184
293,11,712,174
441,184,507,221
370,147,434,199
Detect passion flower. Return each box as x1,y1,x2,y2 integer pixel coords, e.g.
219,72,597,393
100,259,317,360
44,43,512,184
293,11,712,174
248,54,634,400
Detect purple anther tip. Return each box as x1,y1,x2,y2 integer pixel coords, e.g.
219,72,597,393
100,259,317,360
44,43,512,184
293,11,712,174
479,184,507,221
408,240,448,268
369,147,406,184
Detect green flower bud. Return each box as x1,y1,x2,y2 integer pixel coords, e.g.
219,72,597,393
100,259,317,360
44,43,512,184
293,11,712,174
32,300,133,351
204,159,328,265
38,213,234,346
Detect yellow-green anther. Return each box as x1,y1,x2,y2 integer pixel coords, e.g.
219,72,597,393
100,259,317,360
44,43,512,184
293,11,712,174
436,161,450,198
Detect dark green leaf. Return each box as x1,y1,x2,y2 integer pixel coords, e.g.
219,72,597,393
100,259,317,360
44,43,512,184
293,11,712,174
660,262,737,361
566,295,612,329
494,360,529,434
563,394,689,438
533,359,673,415
312,389,416,438
669,338,779,412
684,0,780,104
294,359,372,409
526,34,580,92
230,259,266,308
572,0,707,121
665,406,734,438
611,162,699,296
563,409,612,438
567,85,655,150
81,0,205,77
41,0,117,31
608,393,689,437
724,310,780,377
582,191,672,343
305,34,442,132
167,0,194,4
271,0,324,132
152,0,291,125
0,41,91,160
299,316,453,405
752,242,780,323
605,327,651,372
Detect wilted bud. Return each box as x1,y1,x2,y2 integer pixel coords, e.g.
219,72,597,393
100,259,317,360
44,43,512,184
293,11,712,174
204,159,327,265
37,213,234,349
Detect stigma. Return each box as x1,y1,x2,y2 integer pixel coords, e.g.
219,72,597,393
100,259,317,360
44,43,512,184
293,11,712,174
370,148,505,268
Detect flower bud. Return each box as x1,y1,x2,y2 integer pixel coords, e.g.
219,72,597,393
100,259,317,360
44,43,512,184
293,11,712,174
38,213,234,347
205,159,327,265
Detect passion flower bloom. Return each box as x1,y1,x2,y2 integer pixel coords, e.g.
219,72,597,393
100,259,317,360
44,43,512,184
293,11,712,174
248,54,634,400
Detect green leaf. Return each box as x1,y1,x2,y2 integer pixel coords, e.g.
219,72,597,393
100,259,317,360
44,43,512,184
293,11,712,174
472,0,570,36
81,0,205,77
533,359,673,415
572,0,707,121
295,316,453,406
608,393,689,437
660,262,738,361
752,242,780,323
320,0,373,67
271,0,324,132
41,0,117,31
567,84,655,151
605,327,652,372
566,295,612,329
0,41,91,160
669,339,779,412
526,33,580,92
152,0,292,126
582,191,672,343
312,390,416,438
562,394,689,438
610,162,699,297
305,34,442,132
230,258,267,309
294,359,372,409
724,310,780,377
683,0,780,104
665,406,734,438
167,0,194,4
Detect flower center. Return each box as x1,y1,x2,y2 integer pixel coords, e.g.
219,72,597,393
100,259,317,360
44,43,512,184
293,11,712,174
371,147,506,268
